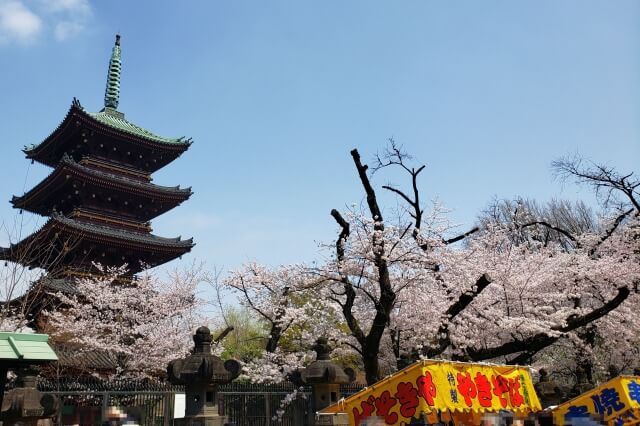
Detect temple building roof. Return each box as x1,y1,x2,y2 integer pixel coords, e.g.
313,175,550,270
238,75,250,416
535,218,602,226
12,154,192,220
38,277,80,295
48,213,193,248
26,34,188,155
24,34,191,171
86,107,186,145
23,100,192,171
55,347,118,371
0,213,194,272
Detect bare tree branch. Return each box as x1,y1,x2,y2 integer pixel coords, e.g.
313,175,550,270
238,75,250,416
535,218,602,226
553,156,640,213
426,274,492,357
443,227,480,245
519,221,577,242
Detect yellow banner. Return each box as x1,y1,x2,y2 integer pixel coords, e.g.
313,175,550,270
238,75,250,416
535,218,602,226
322,360,541,425
553,376,640,425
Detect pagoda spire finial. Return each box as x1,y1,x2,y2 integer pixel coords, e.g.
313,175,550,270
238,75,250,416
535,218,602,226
103,33,122,110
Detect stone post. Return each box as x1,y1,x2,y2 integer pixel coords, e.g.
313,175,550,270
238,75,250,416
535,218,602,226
168,326,240,426
301,338,351,426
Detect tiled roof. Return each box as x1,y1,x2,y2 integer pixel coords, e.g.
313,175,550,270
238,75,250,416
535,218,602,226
60,155,192,195
23,100,192,159
12,154,192,211
87,108,186,145
55,347,117,370
93,34,184,145
51,213,194,249
40,278,79,295
0,215,193,267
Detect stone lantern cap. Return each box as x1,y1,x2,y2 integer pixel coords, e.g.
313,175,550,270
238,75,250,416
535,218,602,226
167,326,240,386
301,338,351,385
1,368,57,421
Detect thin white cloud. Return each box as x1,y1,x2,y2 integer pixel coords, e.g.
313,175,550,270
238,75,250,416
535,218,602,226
0,0,91,45
42,0,91,41
53,19,82,40
43,0,91,15
0,0,42,44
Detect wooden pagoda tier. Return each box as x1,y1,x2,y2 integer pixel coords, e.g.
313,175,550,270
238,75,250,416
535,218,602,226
23,99,192,174
11,154,192,222
0,213,194,275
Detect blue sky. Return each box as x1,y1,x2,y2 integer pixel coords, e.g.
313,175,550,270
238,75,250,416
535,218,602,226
0,0,638,275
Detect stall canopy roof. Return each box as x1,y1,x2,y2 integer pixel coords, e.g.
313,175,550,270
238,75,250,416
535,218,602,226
322,359,541,424
0,332,58,365
553,375,640,426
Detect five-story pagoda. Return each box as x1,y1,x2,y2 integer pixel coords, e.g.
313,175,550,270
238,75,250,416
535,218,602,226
1,34,194,277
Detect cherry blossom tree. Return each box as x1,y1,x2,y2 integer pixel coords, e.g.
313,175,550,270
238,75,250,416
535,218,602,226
365,148,638,375
0,214,81,332
217,262,346,383
44,263,206,378
223,146,640,386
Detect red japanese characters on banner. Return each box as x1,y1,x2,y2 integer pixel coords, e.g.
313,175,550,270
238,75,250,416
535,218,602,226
416,371,437,406
352,371,528,425
353,375,438,424
508,377,524,407
457,372,477,406
492,374,510,408
352,396,375,425
395,382,420,417
325,362,540,426
475,372,493,408
374,391,399,424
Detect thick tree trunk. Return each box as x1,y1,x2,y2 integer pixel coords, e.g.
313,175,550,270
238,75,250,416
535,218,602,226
363,343,381,386
331,150,397,385
265,323,281,352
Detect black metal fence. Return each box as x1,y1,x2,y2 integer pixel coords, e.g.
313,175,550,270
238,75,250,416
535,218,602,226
38,377,183,426
218,383,365,426
21,377,365,426
218,382,311,426
341,383,367,398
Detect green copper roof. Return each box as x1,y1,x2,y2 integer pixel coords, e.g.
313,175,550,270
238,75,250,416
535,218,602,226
104,34,121,109
0,332,58,363
22,37,192,156
87,108,187,144
95,34,185,144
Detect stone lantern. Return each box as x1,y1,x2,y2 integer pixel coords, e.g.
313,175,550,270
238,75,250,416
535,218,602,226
301,338,352,426
534,369,565,408
0,368,58,426
168,326,240,426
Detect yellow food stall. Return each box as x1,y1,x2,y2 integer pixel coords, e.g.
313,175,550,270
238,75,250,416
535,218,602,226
553,375,640,425
321,359,542,425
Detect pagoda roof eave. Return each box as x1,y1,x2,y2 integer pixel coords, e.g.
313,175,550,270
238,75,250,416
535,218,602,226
54,213,194,249
12,155,192,215
0,214,194,269
24,99,192,167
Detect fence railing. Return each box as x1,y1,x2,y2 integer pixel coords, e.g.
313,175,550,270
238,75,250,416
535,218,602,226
35,377,183,426
217,382,365,426
7,377,365,425
218,382,310,426
37,377,183,393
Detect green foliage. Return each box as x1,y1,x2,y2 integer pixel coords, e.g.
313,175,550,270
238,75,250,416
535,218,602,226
213,306,269,363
